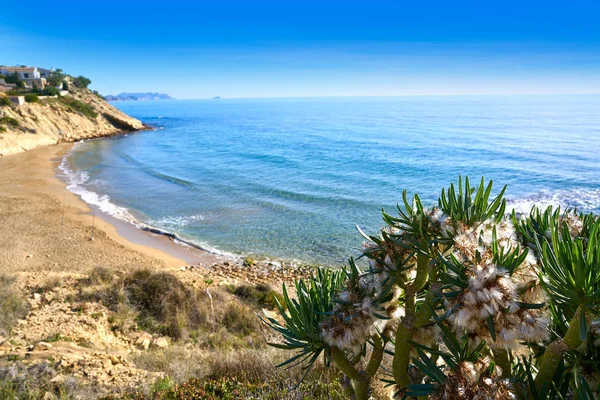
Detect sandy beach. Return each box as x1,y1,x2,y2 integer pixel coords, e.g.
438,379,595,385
0,143,222,275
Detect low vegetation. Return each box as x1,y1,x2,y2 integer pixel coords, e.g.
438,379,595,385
0,97,11,106
0,275,29,337
0,362,98,399
58,96,98,119
230,283,285,310
0,117,19,127
117,364,345,399
24,94,38,103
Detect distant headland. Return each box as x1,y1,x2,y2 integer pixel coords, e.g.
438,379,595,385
105,92,175,102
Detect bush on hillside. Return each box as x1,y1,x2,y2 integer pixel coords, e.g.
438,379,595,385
42,86,60,96
3,73,21,85
58,96,98,119
72,76,91,89
264,176,600,399
231,283,285,310
46,69,65,87
0,97,11,106
24,94,38,103
0,117,19,127
0,275,29,336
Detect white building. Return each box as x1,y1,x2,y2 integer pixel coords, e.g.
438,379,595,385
0,66,48,89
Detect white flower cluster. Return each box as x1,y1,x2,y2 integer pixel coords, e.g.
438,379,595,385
321,269,401,356
430,359,512,400
431,210,550,349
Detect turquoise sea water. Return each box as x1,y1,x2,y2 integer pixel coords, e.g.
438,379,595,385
61,95,600,265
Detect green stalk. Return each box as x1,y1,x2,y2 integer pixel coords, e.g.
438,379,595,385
392,254,431,389
563,306,590,350
331,347,369,400
365,335,384,377
533,340,568,393
354,376,370,400
392,322,413,388
330,346,362,381
412,254,430,293
492,347,511,378
415,283,441,329
533,305,590,393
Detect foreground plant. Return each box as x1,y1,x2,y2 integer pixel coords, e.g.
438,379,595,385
262,176,600,399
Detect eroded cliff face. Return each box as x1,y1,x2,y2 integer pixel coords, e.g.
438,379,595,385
0,90,146,156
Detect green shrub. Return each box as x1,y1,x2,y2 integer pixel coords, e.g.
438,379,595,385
0,97,11,106
24,94,38,103
222,303,260,336
72,76,91,89
46,69,65,87
42,86,60,96
3,73,20,84
232,283,284,310
58,97,98,119
0,117,19,127
0,275,29,336
114,269,204,339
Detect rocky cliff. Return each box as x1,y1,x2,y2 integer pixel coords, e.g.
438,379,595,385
0,89,146,156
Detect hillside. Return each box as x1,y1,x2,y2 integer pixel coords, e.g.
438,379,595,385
0,88,146,156
105,92,174,101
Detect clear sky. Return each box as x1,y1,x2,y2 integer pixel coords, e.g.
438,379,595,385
1,1,599,99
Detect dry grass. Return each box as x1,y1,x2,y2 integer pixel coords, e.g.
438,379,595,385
132,346,347,399
0,274,29,337
0,361,100,399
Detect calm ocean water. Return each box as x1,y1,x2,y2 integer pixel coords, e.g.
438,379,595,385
61,95,600,265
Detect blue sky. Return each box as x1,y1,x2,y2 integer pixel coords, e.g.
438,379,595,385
1,1,599,98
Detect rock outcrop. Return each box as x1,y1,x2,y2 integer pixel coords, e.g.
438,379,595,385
0,89,147,156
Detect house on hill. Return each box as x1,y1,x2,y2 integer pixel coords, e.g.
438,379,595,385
0,66,47,89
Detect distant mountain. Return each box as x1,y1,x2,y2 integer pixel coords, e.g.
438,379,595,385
105,92,175,101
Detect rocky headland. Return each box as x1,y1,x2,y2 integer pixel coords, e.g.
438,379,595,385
0,88,146,156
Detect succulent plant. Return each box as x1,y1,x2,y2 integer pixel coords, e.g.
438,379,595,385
262,177,600,399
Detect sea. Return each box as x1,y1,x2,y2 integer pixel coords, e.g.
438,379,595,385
59,95,600,265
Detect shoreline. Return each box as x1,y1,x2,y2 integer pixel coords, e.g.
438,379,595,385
0,143,224,273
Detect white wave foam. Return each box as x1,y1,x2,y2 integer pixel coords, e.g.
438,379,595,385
58,147,236,259
58,146,138,225
508,188,600,214
151,214,205,228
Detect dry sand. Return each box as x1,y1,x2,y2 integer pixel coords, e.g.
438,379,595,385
0,143,220,275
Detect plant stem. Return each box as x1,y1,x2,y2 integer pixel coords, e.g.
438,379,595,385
392,254,431,389
533,340,568,393
330,346,362,381
366,335,384,377
354,375,370,400
563,306,590,349
415,283,441,329
341,375,357,400
492,347,511,378
533,305,589,393
392,322,413,388
412,254,430,293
